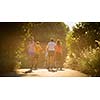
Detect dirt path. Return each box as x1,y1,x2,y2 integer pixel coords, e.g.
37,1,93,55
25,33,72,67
17,68,87,77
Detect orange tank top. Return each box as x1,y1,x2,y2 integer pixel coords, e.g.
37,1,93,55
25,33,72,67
55,45,62,53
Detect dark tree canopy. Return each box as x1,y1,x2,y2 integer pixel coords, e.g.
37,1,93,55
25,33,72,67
73,22,100,48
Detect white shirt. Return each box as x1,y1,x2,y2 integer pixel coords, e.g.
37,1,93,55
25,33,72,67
47,41,56,51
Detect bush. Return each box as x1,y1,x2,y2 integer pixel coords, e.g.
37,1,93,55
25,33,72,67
65,31,100,76
78,47,100,76
64,47,100,76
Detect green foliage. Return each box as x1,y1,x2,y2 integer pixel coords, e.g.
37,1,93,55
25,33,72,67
16,23,34,68
78,46,100,76
73,22,100,48
65,45,100,76
66,31,81,57
65,22,100,76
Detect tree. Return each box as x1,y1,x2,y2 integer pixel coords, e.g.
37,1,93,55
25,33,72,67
65,22,100,76
73,22,100,49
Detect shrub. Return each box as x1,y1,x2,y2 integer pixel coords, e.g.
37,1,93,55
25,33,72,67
65,31,100,76
78,47,100,76
64,46,100,76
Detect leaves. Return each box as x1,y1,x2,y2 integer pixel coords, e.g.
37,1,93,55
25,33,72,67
65,22,100,76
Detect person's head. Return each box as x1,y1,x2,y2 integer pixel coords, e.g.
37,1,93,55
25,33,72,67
50,38,54,42
56,39,61,46
36,41,40,45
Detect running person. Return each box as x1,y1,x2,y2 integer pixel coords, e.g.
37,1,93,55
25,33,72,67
46,38,56,71
55,39,63,71
26,38,35,73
